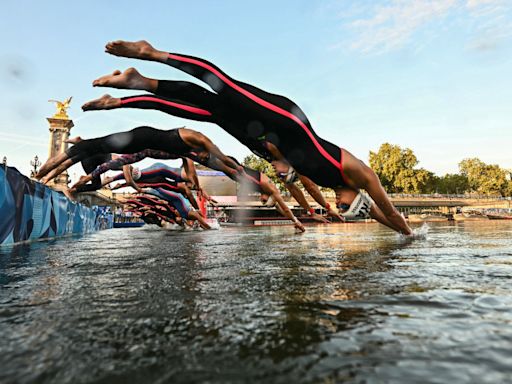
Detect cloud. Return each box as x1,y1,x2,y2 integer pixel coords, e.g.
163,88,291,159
340,0,512,54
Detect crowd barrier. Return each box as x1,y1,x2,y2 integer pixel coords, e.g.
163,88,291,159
0,165,113,245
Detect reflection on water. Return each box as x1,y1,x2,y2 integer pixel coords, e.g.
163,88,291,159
1,221,512,383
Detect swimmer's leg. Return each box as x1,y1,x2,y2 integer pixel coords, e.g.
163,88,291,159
82,92,216,124
40,158,74,184
105,40,168,62
104,40,231,93
36,152,72,180
93,68,158,92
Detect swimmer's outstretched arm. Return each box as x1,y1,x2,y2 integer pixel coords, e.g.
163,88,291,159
188,211,211,230
298,175,344,221
181,158,200,190
260,174,305,233
285,181,330,224
342,150,412,235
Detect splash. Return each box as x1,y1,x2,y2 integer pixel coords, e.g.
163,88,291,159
206,218,220,230
397,223,429,242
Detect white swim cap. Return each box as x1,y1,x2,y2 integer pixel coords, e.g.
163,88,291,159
131,167,141,181
341,192,372,219
278,167,298,184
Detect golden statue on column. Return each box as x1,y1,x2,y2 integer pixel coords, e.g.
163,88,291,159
46,97,74,188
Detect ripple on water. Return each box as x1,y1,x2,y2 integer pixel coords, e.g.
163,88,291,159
1,222,512,383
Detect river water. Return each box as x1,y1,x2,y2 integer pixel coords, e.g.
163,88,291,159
1,221,512,383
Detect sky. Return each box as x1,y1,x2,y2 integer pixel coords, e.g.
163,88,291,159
0,0,511,181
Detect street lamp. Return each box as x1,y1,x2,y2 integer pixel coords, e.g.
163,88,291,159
30,155,41,178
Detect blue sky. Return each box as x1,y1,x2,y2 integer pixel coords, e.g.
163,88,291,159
1,0,511,180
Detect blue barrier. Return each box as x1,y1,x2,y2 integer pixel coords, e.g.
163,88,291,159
0,165,113,245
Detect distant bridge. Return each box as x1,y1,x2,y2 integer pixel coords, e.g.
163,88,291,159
388,194,511,214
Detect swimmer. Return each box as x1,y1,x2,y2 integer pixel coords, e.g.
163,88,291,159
53,136,114,200
36,126,243,186
96,159,201,208
83,40,411,235
141,187,211,229
74,151,305,232
223,156,306,232
83,47,341,221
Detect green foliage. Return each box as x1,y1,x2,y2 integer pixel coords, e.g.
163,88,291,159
433,174,470,194
459,158,511,196
369,143,434,193
242,154,287,192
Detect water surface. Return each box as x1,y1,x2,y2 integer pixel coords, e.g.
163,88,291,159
1,221,512,383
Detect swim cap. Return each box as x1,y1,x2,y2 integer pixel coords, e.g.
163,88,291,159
341,192,372,219
278,167,298,184
131,167,141,181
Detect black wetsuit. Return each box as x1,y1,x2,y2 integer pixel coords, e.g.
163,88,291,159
136,175,180,192
117,53,348,188
75,153,112,193
66,127,191,165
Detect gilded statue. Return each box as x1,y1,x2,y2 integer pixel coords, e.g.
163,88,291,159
48,97,72,118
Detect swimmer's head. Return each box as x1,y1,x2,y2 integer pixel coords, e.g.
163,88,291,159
277,167,298,184
131,166,141,181
338,192,372,219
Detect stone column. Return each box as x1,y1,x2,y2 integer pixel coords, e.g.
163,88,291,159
46,116,74,188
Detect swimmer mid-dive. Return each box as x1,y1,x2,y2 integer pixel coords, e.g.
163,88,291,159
36,126,243,184
83,43,342,222
83,40,412,235
72,149,306,232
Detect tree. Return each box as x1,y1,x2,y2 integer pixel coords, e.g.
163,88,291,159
459,158,510,196
242,154,288,192
369,143,432,193
434,174,469,194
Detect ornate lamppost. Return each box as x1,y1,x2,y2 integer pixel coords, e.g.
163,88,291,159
30,155,41,178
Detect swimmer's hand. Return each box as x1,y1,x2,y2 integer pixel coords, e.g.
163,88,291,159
199,189,218,205
293,218,306,233
326,208,345,222
309,212,330,224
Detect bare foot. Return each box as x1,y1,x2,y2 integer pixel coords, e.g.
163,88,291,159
62,188,76,201
105,40,160,60
82,94,121,111
92,67,150,90
70,175,91,191
65,136,82,144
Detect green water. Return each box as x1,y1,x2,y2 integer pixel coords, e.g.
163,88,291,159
1,221,512,383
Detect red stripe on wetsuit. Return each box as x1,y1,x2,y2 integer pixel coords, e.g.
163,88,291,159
168,53,345,179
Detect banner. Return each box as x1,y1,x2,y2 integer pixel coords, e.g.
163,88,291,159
0,165,113,245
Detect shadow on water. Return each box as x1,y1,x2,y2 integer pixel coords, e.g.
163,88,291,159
1,222,512,383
